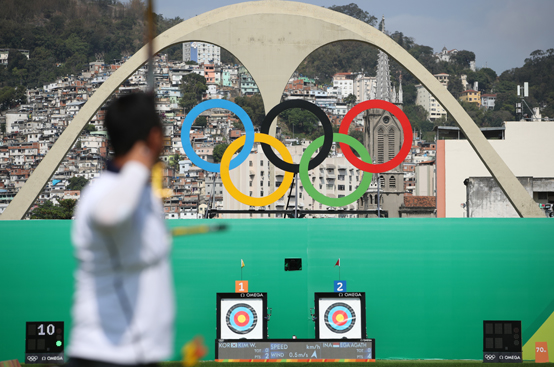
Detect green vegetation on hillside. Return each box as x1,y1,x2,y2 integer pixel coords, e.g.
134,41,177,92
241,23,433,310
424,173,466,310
0,0,183,89
1,1,552,128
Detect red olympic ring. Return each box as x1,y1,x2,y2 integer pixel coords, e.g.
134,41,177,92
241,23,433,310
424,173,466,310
339,99,413,173
234,311,250,327
332,310,348,326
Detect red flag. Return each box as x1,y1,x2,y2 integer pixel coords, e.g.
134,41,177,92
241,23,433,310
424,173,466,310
334,258,340,267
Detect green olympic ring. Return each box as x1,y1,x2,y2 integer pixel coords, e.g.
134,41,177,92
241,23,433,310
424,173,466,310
299,133,373,207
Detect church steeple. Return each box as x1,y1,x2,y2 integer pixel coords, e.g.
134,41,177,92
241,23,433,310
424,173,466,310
375,16,392,102
374,15,403,105
398,76,403,104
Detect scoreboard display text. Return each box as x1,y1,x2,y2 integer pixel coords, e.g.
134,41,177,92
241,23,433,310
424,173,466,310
25,321,64,364
216,339,375,361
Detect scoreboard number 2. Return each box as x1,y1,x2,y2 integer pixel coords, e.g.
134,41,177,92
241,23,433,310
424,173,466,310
334,280,347,292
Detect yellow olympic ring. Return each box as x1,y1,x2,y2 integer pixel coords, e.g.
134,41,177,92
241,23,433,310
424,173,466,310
220,133,294,207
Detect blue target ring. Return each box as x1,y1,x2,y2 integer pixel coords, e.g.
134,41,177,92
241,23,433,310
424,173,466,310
226,303,257,335
324,302,356,333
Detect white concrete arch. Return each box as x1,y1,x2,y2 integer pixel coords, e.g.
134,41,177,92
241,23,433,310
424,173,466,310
1,0,542,219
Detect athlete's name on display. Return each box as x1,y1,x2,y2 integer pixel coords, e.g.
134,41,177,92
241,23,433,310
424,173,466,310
218,342,256,348
239,293,264,297
338,292,363,297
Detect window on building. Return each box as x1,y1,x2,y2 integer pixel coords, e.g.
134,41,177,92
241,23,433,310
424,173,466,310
260,160,263,166
338,185,345,191
388,127,396,161
377,127,384,163
260,191,264,196
390,176,396,188
379,176,385,188
249,181,253,187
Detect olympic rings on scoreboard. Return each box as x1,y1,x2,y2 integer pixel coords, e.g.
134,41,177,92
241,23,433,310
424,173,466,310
324,302,356,333
226,303,258,335
181,98,412,207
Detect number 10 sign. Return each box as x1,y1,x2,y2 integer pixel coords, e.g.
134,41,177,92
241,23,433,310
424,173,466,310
25,321,65,364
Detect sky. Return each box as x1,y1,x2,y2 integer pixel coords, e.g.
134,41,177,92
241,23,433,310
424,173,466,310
146,0,554,74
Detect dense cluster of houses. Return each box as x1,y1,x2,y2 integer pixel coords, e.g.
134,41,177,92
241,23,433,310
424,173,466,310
1,52,437,218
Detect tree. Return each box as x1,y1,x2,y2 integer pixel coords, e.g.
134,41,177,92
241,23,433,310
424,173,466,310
84,124,96,132
344,93,357,106
179,73,207,113
68,176,89,191
168,152,181,170
212,143,229,163
234,94,265,127
328,3,377,26
280,108,319,135
451,50,475,69
403,105,433,132
30,199,77,219
349,129,364,144
466,68,497,93
448,77,464,99
194,115,207,128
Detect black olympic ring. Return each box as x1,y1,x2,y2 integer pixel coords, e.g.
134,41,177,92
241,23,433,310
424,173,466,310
260,99,334,173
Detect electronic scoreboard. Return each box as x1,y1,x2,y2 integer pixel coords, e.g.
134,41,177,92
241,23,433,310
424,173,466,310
25,321,64,364
483,320,522,363
216,339,375,361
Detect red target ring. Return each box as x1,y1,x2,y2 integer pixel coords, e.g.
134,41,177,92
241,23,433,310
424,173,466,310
338,99,413,173
234,311,250,327
332,310,348,326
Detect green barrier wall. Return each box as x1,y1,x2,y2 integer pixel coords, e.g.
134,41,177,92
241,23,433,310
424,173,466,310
1,219,553,362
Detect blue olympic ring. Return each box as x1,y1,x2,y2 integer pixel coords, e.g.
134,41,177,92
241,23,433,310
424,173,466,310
181,99,255,172
327,305,353,330
229,306,255,331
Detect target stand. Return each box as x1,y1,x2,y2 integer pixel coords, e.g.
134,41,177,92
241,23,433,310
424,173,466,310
217,293,268,340
314,292,366,340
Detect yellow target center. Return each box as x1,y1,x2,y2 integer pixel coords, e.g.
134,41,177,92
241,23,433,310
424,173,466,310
336,314,345,322
238,315,246,323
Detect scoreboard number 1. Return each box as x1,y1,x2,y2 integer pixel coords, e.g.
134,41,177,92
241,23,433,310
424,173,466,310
235,280,249,293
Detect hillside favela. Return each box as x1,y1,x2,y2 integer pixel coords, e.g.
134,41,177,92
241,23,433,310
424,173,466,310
0,0,553,220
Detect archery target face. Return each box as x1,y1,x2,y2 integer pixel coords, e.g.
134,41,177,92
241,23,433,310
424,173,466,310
318,298,362,339
220,299,263,339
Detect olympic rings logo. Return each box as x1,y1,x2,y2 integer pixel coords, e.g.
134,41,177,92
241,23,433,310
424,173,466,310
484,354,496,361
181,99,412,207
27,356,38,362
